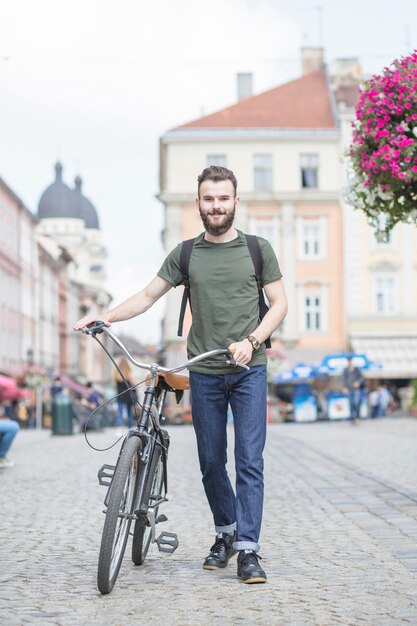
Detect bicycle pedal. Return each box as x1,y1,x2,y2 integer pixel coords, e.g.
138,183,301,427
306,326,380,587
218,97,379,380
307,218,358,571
155,532,179,554
97,464,115,486
155,514,168,524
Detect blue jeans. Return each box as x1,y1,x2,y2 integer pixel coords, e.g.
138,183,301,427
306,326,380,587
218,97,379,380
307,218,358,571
116,400,133,428
189,365,267,552
0,419,20,457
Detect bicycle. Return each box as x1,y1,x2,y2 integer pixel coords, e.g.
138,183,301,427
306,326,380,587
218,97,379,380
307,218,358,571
82,321,248,594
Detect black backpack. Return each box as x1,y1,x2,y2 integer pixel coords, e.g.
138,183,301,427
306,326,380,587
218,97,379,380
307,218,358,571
177,234,271,349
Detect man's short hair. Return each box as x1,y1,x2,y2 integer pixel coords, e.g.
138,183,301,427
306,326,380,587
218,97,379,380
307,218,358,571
197,166,237,197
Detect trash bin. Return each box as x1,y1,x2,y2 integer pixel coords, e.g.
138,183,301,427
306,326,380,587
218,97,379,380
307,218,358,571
52,395,73,435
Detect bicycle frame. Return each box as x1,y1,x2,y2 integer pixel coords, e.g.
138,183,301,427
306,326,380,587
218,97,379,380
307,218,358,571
85,320,250,590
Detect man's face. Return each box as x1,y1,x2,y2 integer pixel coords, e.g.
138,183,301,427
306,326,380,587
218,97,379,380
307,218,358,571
196,179,239,236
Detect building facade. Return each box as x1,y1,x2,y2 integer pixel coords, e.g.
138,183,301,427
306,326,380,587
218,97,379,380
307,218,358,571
0,178,38,376
158,48,417,381
159,53,346,367
37,162,112,384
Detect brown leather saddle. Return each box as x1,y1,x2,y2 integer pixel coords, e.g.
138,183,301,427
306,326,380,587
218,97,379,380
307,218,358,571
146,372,190,392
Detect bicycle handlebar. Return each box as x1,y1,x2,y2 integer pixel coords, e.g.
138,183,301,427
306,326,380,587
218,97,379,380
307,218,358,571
82,321,250,373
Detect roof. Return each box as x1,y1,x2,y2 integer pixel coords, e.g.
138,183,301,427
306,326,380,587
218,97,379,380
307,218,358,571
38,162,82,220
38,163,100,229
74,176,99,229
177,70,336,130
0,177,37,223
334,83,360,108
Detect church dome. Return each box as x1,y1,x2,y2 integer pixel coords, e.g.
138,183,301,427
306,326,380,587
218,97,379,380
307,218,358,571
38,162,82,220
73,176,100,229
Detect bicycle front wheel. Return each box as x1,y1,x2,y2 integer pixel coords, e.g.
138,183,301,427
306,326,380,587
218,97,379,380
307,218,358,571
131,443,164,565
97,435,142,594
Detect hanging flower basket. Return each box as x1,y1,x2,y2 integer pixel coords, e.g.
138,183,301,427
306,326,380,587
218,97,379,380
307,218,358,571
347,50,417,239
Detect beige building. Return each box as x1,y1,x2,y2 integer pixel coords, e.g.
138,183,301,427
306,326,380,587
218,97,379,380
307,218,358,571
159,50,347,368
159,48,417,382
338,92,417,379
37,162,112,384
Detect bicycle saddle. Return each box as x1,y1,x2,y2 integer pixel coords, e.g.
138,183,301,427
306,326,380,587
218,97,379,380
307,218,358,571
146,372,190,391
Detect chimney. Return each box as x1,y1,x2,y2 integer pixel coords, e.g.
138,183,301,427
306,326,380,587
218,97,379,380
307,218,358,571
301,47,325,74
330,58,362,87
237,73,253,101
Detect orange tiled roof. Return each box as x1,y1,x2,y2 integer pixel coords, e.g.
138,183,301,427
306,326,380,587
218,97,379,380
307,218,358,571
178,70,336,130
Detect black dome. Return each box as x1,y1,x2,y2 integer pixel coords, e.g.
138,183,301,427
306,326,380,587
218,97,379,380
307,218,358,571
73,176,100,229
38,163,82,220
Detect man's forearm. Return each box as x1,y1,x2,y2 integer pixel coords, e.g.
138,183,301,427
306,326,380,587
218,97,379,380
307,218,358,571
106,290,154,323
251,300,288,345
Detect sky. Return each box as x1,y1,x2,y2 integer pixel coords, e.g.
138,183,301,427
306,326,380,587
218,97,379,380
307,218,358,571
0,0,416,343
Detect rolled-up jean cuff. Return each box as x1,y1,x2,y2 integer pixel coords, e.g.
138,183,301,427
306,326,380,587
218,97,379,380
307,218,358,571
215,523,236,534
233,541,260,552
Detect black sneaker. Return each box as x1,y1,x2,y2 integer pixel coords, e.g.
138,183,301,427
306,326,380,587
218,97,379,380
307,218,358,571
203,533,237,570
237,550,267,584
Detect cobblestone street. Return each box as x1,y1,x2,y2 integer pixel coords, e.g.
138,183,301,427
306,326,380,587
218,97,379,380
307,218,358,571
1,416,417,626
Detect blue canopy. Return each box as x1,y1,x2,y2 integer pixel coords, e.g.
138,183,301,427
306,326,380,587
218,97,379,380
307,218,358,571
273,362,329,384
320,353,382,372
273,353,382,385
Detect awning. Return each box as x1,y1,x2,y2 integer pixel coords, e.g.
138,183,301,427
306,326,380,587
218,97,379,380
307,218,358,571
350,336,417,378
0,374,17,390
0,374,29,401
61,376,89,396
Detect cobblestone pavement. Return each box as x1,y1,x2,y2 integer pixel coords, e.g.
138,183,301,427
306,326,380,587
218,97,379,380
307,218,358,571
1,416,417,626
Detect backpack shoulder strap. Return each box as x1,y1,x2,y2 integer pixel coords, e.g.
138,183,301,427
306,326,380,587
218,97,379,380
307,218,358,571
245,234,263,286
244,234,271,349
177,238,195,337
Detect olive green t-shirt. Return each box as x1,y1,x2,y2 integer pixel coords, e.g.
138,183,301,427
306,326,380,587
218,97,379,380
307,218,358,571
157,230,282,374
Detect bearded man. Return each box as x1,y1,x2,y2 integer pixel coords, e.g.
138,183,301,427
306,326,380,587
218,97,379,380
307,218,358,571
74,166,287,584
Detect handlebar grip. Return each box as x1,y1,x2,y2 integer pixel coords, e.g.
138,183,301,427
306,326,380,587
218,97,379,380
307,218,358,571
83,320,106,335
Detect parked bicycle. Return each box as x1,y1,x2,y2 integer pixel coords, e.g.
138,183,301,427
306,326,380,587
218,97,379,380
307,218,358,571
82,321,248,594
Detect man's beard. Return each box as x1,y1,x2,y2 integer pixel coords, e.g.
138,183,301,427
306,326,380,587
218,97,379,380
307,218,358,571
199,205,236,236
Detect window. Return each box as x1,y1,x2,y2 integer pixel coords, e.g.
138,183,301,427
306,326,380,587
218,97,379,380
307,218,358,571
375,276,395,314
207,154,227,167
249,217,278,248
300,154,319,188
305,294,322,331
254,154,273,192
302,223,320,257
297,217,326,260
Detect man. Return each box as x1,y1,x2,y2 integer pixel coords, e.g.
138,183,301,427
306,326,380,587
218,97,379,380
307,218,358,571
0,403,20,468
342,357,364,424
74,166,287,584
81,382,100,411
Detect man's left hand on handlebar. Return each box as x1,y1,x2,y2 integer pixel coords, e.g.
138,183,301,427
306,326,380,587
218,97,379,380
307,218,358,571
228,339,253,365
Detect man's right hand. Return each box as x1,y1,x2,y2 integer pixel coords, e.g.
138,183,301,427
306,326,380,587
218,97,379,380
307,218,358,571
73,314,111,332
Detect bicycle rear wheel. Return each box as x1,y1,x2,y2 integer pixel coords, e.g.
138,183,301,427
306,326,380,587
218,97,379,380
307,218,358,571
131,441,165,565
97,435,142,594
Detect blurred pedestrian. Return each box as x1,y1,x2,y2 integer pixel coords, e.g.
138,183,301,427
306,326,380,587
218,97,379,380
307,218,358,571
81,382,100,411
342,357,364,425
113,357,135,429
377,384,392,417
369,387,380,418
0,403,20,468
50,376,64,398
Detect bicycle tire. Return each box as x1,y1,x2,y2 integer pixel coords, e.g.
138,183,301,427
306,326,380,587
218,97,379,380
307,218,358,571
97,435,142,594
131,442,164,565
